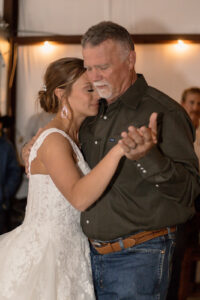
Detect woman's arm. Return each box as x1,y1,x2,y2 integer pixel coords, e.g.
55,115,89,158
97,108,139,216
34,133,124,211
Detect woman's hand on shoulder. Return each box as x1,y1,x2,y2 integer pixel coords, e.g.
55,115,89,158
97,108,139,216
22,128,43,175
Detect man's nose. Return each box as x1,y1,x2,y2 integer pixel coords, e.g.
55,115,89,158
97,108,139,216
88,69,102,82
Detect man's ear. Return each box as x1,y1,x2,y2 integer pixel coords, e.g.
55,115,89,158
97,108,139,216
128,50,136,70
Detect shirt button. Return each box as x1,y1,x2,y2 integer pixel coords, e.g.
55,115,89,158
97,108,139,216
142,170,147,173
155,184,159,188
94,140,98,145
86,220,90,224
103,116,108,120
137,163,141,167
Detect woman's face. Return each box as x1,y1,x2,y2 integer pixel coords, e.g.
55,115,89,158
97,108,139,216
68,72,99,118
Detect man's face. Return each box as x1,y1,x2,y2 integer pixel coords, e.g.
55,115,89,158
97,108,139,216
182,92,200,128
82,39,136,104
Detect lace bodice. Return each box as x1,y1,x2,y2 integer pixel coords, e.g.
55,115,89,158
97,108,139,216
25,128,91,228
28,128,90,176
0,128,95,300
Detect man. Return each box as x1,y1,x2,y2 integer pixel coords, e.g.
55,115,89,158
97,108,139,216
181,87,200,167
79,21,200,299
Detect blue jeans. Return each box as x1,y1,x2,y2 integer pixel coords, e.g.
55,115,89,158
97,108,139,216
90,230,176,300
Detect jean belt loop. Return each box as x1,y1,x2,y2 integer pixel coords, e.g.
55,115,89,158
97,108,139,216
167,226,176,238
119,238,124,250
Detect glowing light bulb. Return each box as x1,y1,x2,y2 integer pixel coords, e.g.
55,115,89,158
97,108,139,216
41,41,54,53
174,40,188,52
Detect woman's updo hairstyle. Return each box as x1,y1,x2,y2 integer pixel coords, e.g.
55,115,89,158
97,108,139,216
38,57,86,113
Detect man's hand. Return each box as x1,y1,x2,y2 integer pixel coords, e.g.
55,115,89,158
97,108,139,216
118,112,158,160
22,128,43,175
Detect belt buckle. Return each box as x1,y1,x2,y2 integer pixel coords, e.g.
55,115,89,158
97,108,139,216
91,240,106,248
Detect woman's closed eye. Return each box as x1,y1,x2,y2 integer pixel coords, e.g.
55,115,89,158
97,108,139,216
87,88,94,93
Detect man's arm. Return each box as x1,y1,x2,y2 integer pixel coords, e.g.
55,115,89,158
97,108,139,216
119,112,158,160
120,111,200,206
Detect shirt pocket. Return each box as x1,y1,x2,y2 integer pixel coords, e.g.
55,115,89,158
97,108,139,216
104,133,121,153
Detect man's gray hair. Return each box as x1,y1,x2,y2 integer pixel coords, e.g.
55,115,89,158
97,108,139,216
81,21,135,51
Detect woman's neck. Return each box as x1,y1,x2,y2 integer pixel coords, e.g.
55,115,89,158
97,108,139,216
49,114,83,146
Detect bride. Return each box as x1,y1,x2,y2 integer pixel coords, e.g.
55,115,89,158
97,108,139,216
0,57,126,300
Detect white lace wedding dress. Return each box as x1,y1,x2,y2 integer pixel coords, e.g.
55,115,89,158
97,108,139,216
0,128,95,300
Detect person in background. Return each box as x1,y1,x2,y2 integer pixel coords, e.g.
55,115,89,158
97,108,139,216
167,87,200,300
181,87,200,167
0,114,21,234
24,111,55,143
79,21,200,300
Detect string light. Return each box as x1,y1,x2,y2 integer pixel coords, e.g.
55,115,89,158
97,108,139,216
174,39,188,52
41,41,54,53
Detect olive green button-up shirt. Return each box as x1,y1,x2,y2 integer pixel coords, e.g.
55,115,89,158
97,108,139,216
80,74,200,241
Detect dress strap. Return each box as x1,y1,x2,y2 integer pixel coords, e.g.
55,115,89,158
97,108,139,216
28,128,80,175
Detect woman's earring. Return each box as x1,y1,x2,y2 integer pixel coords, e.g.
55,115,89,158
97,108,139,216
61,105,68,119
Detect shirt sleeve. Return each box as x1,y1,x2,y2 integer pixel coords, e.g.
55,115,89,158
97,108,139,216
134,109,200,207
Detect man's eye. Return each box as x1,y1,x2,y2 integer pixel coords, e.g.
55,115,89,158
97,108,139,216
87,89,94,93
100,66,108,70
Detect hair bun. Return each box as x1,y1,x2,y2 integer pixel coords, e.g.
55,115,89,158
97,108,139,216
38,90,49,112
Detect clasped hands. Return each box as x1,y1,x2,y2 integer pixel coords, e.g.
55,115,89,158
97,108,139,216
22,113,158,174
118,112,158,160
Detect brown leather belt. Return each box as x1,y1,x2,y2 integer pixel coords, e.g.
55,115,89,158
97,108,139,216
89,226,176,255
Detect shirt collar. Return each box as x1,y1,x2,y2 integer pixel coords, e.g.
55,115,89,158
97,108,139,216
117,73,149,109
96,74,149,117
